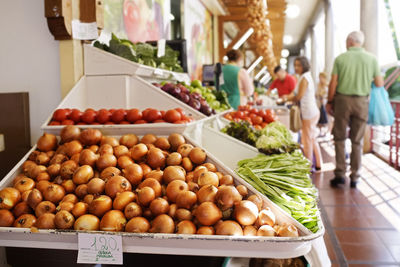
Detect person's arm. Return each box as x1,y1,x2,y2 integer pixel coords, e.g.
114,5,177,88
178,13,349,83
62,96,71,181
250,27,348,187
238,69,255,96
288,75,297,94
285,78,307,102
327,74,338,102
373,58,384,87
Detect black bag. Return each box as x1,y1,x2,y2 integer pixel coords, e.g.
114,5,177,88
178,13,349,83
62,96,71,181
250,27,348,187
318,105,328,125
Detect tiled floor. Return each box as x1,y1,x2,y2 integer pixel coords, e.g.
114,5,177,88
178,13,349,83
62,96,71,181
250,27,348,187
314,139,400,266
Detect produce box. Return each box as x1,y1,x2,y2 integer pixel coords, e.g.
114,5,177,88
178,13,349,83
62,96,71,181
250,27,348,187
0,128,321,259
84,44,190,83
41,75,206,135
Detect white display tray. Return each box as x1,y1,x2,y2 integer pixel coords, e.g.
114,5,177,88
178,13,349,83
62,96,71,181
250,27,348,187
41,75,207,135
84,44,190,83
0,130,322,259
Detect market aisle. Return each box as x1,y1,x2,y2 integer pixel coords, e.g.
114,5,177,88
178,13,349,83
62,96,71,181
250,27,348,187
314,139,400,266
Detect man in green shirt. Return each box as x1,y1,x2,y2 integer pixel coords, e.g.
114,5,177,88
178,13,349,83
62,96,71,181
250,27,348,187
327,31,384,188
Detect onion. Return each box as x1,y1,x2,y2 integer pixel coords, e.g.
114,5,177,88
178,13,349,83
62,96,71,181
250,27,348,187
35,201,56,217
258,208,275,226
87,178,105,195
55,210,75,229
71,153,80,165
163,166,186,184
83,194,95,205
149,198,169,216
131,144,148,161
243,225,257,236
146,147,165,169
277,224,299,237
139,163,151,176
47,164,61,178
13,202,32,218
168,134,185,151
188,182,199,193
14,177,35,193
61,194,78,204
257,225,276,236
166,152,182,166
36,172,51,182
64,140,83,157
96,154,117,171
144,170,163,182
89,195,112,217
0,209,15,226
175,208,192,221
35,152,50,166
28,151,40,162
74,214,100,230
176,191,197,209
176,220,196,234
195,202,222,226
60,160,78,180
37,133,57,152
141,134,157,145
105,176,132,198
50,154,68,165
193,166,208,181
99,144,113,155
117,155,133,169
101,136,119,147
197,226,215,235
36,181,51,194
22,161,36,176
79,149,99,167
100,210,126,232
124,202,142,219
215,186,242,211
150,214,174,233
73,165,94,185
189,147,207,165
21,190,32,202
166,180,188,203
182,157,193,172
137,187,155,206
123,164,143,185
215,172,223,180
215,220,243,236
119,134,138,148
234,200,259,226
247,195,263,212
100,167,121,180
138,178,162,198
60,125,81,143
185,172,194,183
113,145,129,158
75,184,88,199
201,163,217,172
0,187,21,209
43,184,65,204
57,201,74,212
125,217,150,233
35,213,56,229
196,185,218,203
219,175,234,186
177,144,193,157
89,145,99,153
80,129,102,145
29,165,47,179
236,185,248,198
72,202,88,218
154,137,171,150
198,172,219,187
113,191,135,210
14,214,36,228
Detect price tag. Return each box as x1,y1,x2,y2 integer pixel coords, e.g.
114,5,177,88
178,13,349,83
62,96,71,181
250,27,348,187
71,20,99,40
154,68,164,76
157,39,166,58
77,233,123,265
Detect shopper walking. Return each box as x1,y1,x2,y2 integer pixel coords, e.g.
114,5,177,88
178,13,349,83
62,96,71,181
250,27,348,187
327,31,384,188
220,50,254,109
284,57,322,169
316,72,330,135
268,65,297,98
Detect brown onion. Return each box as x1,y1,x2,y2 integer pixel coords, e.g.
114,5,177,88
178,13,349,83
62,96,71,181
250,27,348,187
185,172,194,183
100,136,119,147
72,165,94,185
99,144,113,155
141,134,157,145
28,165,47,179
236,185,248,198
35,213,55,229
121,164,143,186
197,185,218,203
137,187,155,206
89,195,112,217
144,170,163,182
64,140,83,157
70,153,80,164
197,226,215,235
258,208,276,226
193,166,207,181
119,134,138,148
14,177,35,193
154,137,170,150
202,163,217,172
182,157,193,172
163,166,186,184
43,184,65,204
146,147,165,169
176,191,197,209
35,201,56,217
131,144,148,161
150,214,174,233
96,154,117,171
83,194,95,205
219,175,234,186
57,201,74,212
27,189,43,209
37,133,57,152
189,147,207,165
14,214,36,228
176,220,196,234
114,145,129,158
21,190,32,202
87,178,105,195
257,225,276,236
234,200,259,226
277,224,299,237
188,182,199,193
166,180,188,203
168,134,185,151
125,217,150,233
13,202,32,218
80,129,102,146
36,172,51,182
79,149,99,167
149,198,169,216
35,152,50,166
105,176,132,198
47,164,61,178
50,154,68,165
89,145,99,153
61,179,76,193
72,202,88,218
100,210,126,232
139,163,151,176
0,209,14,226
100,167,121,180
215,186,242,211
198,171,219,187
75,184,88,199
74,214,100,230
124,202,142,219
166,152,182,166
117,155,134,169
55,210,75,229
195,202,222,226
113,191,135,210
60,160,78,180
243,225,257,236
175,208,192,221
61,194,78,204
247,195,263,212
60,125,81,143
177,144,193,157
0,187,21,210
216,220,243,236
138,178,162,197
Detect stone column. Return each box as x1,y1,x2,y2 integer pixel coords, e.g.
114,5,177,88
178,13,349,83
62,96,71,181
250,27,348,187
360,0,379,56
325,0,334,74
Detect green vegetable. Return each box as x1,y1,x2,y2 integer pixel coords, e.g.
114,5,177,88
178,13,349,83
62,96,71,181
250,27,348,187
256,122,299,154
236,151,319,233
221,121,260,146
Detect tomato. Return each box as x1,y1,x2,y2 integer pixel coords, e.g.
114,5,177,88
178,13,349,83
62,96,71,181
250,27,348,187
263,110,276,123
144,109,161,122
81,110,96,124
243,117,252,124
175,108,185,116
165,109,182,123
108,109,116,114
111,109,126,123
76,122,85,125
134,120,147,124
142,108,151,118
104,121,115,125
173,120,186,124
85,108,96,113
261,122,268,128
119,121,130,124
254,125,262,130
68,109,82,123
257,110,267,118
61,119,74,125
126,109,142,123
160,110,166,119
52,109,69,122
153,119,166,123
249,113,257,120
224,114,233,121
96,109,111,124
91,122,100,125
48,121,61,126
64,109,72,117
235,111,245,120
249,108,258,114
252,116,263,125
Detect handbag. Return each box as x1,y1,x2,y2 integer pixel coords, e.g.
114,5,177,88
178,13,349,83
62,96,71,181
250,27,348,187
290,105,302,132
318,104,328,125
368,83,395,126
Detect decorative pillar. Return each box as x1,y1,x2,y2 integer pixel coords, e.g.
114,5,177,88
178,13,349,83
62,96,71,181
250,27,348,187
360,0,379,56
310,27,318,83
324,0,334,74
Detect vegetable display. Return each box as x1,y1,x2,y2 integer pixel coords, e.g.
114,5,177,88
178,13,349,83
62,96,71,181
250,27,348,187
93,34,183,72
48,108,194,125
223,105,277,130
236,151,319,233
188,80,231,113
0,126,299,237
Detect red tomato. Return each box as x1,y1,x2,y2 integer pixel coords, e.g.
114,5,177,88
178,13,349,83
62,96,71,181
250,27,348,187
235,111,245,120
64,108,72,117
257,110,267,117
252,116,263,125
249,108,258,114
96,109,111,124
68,109,82,123
175,108,185,116
81,110,96,124
144,109,161,122
173,120,186,124
48,121,61,126
165,109,182,123
134,120,147,124
119,121,130,124
249,113,257,120
160,110,166,119
142,108,151,118
111,109,126,123
243,117,252,124
85,108,96,113
91,122,100,125
126,109,142,123
153,119,166,123
108,109,116,114
52,109,69,122
105,121,115,125
61,119,74,125
261,122,268,128
77,122,85,125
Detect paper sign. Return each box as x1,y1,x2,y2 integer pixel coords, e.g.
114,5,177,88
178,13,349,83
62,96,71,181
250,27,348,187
77,233,123,265
71,20,99,40
157,39,166,58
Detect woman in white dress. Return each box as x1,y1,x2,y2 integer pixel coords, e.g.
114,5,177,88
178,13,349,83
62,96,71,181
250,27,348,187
284,57,322,169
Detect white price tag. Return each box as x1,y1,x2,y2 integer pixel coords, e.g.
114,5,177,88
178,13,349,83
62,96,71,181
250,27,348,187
157,39,166,58
154,68,164,76
77,233,123,265
71,20,99,40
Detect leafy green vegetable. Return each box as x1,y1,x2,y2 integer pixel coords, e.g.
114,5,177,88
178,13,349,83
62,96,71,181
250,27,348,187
221,121,260,146
256,122,299,154
236,151,320,233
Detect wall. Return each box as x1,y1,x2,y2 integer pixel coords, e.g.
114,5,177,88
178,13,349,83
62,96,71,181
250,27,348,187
0,0,61,145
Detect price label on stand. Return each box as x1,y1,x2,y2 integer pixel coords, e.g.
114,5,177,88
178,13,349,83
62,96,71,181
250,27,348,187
77,233,123,265
157,39,166,58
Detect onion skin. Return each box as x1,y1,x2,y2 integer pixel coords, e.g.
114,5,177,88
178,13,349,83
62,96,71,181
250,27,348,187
60,160,78,180
101,136,119,147
100,167,121,180
131,144,148,161
138,178,162,198
257,225,276,237
89,195,112,217
195,202,222,226
47,164,61,178
0,209,15,226
27,189,43,209
74,214,100,231
0,187,21,210
176,191,197,209
72,202,88,218
177,144,193,157
13,202,33,218
198,172,219,187
150,214,174,233
119,134,138,148
189,147,207,165
257,208,276,227
122,164,143,185
215,186,242,211
35,201,56,217
182,157,193,172
80,129,102,146
61,194,78,204
117,156,133,169
125,217,150,233
168,134,185,151
236,185,248,198
87,178,105,195
219,175,234,186
247,195,263,212
197,226,215,235
216,220,243,236
137,187,155,207
60,125,81,143
75,184,88,199
96,154,117,171
79,149,98,167
124,202,142,219
55,210,75,229
234,200,259,226
154,137,171,150
196,185,218,203
73,165,94,185
64,141,83,158
277,224,299,237
175,208,193,221
100,210,126,232
37,133,57,152
105,176,132,199
14,214,36,228
166,152,182,166
113,191,135,210
43,184,65,204
243,225,258,236
166,180,188,203
146,147,166,169
35,213,56,229
99,144,114,155
163,166,186,184
176,220,196,234
57,201,74,212
114,145,130,158
149,198,170,216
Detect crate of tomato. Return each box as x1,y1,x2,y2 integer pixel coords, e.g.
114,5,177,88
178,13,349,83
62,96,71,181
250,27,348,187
223,105,277,130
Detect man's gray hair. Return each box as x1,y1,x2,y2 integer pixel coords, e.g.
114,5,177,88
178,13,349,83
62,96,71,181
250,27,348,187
347,31,365,45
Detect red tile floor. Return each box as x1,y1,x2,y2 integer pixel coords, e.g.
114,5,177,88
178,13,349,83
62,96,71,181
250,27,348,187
315,139,400,266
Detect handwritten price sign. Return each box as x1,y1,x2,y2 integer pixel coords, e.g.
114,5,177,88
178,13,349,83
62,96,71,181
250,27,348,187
77,233,123,265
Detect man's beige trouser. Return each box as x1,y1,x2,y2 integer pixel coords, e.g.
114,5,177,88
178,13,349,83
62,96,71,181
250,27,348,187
333,94,369,181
